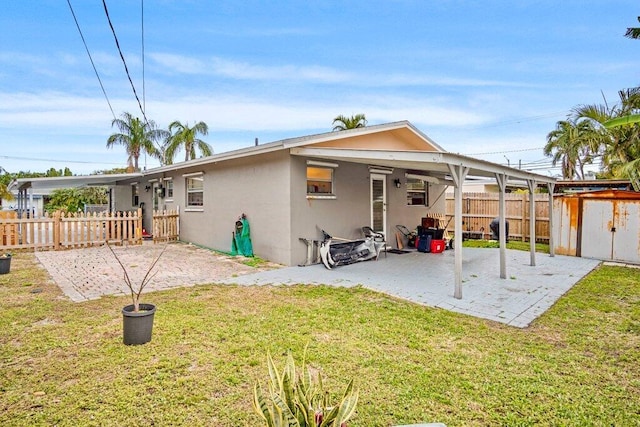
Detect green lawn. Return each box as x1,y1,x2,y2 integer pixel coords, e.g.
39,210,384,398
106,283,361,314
1,252,639,426
461,238,550,253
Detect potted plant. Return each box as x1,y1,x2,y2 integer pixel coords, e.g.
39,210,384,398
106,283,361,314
0,253,11,275
105,243,168,345
253,349,358,426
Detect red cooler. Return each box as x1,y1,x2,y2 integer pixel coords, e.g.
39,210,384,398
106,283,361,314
430,239,445,253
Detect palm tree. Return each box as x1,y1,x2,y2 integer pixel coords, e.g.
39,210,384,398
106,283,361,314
625,16,640,39
603,86,640,128
164,121,213,164
572,89,640,189
332,114,367,131
545,120,584,179
545,116,603,180
0,166,13,203
603,19,640,128
107,112,166,171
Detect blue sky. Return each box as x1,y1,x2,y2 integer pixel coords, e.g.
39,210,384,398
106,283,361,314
1,0,639,175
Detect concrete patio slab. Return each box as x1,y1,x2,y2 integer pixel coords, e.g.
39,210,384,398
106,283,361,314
219,247,601,328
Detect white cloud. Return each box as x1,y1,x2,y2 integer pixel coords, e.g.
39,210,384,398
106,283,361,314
148,52,541,88
150,53,353,83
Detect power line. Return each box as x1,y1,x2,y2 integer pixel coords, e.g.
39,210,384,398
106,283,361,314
465,146,543,156
66,0,116,120
465,111,569,130
102,0,149,124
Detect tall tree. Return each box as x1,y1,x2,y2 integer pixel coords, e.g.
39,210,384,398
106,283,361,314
604,19,640,128
544,119,599,180
573,88,640,186
0,166,13,202
164,121,213,164
332,114,367,131
107,112,166,171
45,187,108,213
624,16,640,39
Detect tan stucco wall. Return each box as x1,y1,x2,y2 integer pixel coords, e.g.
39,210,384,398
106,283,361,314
311,128,441,151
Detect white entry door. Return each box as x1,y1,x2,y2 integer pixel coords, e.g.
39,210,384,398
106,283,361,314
370,174,387,237
152,182,160,211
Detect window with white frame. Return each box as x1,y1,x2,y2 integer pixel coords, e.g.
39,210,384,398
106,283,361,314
407,178,429,206
164,178,173,199
186,175,203,207
307,166,334,195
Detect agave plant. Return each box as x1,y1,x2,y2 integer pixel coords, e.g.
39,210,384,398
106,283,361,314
253,350,358,427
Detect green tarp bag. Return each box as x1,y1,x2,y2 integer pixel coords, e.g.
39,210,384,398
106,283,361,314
231,215,253,257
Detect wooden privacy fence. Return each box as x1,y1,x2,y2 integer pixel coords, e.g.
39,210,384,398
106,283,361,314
445,192,550,242
0,209,180,251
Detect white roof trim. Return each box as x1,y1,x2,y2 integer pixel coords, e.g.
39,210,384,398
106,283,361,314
290,147,555,184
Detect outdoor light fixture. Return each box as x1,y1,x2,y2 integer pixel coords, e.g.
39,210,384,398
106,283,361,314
394,178,402,188
156,186,165,198
145,185,151,192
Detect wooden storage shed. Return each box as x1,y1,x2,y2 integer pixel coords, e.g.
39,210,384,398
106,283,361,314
554,190,640,264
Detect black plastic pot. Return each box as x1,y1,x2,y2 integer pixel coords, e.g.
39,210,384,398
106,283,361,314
0,255,11,275
122,303,156,345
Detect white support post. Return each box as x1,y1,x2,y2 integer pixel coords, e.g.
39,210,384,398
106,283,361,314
448,164,469,299
495,173,507,279
527,179,536,266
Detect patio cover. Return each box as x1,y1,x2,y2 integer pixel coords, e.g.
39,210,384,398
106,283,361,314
8,173,143,192
290,144,557,299
8,173,142,218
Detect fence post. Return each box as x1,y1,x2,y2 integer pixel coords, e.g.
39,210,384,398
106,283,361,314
53,211,61,250
137,208,143,244
520,193,526,242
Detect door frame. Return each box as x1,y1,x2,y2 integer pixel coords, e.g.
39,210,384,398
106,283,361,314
369,173,387,238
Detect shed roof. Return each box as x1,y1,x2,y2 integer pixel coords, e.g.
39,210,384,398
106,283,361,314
554,189,640,200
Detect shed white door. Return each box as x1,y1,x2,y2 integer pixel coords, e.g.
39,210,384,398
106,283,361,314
581,199,640,263
370,174,387,238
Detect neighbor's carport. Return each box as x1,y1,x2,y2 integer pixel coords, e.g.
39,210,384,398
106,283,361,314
9,173,143,216
291,146,557,299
